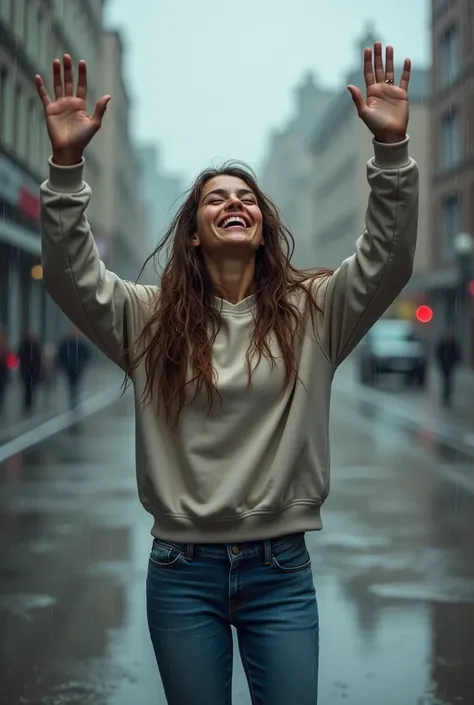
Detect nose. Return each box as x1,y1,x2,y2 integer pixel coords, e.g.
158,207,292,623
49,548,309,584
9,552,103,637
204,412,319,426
225,195,243,211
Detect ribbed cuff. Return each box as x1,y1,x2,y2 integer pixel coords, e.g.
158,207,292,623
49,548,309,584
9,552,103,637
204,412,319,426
47,156,85,193
372,135,410,169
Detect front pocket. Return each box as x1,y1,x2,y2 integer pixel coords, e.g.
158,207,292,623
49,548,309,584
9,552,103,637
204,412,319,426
149,540,183,568
271,536,312,573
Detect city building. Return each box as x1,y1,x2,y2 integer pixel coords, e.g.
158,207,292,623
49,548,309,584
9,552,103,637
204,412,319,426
0,0,108,349
99,28,148,282
420,0,474,365
309,26,431,321
260,72,336,268
0,0,147,352
136,143,184,283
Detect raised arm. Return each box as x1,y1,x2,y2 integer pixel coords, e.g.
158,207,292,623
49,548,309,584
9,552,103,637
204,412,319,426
316,42,418,366
36,55,156,371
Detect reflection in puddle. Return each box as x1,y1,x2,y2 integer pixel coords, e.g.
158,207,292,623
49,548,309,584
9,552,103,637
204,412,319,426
0,593,56,620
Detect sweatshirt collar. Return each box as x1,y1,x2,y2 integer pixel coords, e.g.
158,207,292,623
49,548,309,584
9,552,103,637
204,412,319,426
212,293,257,314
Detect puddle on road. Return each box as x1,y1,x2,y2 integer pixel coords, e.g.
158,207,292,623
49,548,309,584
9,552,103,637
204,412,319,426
370,580,474,604
0,592,56,620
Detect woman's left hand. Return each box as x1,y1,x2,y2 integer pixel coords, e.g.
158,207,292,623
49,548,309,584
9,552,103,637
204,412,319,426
348,42,411,143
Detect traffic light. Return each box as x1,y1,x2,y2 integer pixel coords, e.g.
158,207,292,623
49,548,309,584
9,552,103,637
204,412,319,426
415,305,433,323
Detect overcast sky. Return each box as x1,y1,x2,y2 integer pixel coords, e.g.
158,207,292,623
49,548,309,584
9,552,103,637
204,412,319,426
106,0,430,184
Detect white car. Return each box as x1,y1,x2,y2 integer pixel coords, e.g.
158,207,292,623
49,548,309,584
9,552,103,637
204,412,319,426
358,319,428,387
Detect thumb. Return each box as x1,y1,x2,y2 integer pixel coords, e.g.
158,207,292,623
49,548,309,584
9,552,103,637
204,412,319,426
347,85,365,116
92,95,111,127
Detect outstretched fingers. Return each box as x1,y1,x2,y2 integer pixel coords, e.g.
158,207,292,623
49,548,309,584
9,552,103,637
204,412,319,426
373,42,385,83
399,58,411,91
76,60,88,100
363,48,376,87
35,75,51,108
384,46,395,83
52,58,63,100
92,95,112,126
62,54,74,96
347,85,366,116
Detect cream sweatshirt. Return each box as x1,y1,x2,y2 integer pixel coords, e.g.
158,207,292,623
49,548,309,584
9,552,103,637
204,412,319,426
40,137,418,543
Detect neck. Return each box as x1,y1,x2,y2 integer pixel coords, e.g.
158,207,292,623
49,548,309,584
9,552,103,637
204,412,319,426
203,255,256,304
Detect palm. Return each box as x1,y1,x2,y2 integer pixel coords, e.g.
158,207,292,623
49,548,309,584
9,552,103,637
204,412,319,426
45,96,97,153
348,43,411,142
36,55,110,159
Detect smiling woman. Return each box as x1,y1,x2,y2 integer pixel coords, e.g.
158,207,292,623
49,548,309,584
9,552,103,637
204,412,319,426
37,42,418,705
130,162,332,428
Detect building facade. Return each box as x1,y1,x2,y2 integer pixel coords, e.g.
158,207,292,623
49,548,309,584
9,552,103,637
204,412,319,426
0,0,109,349
260,72,336,268
98,29,148,283
309,28,431,323
0,0,147,353
425,0,474,364
136,143,184,284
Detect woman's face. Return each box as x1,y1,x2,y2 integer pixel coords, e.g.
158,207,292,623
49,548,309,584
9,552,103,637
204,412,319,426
194,175,263,256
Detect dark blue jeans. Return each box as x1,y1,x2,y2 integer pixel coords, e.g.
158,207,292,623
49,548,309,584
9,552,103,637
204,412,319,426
146,532,319,704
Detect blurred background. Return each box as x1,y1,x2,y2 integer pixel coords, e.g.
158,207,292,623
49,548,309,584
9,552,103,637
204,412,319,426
1,1,474,704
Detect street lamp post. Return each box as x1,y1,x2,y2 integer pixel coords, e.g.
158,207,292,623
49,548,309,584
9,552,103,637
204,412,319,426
454,232,474,362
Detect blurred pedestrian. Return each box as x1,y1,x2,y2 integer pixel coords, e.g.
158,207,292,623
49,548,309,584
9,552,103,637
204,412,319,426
42,340,58,394
435,329,461,406
37,43,417,705
56,325,91,409
0,325,9,415
17,331,43,413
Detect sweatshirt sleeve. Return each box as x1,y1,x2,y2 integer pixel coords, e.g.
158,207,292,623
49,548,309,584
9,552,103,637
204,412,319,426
40,157,158,372
315,136,419,367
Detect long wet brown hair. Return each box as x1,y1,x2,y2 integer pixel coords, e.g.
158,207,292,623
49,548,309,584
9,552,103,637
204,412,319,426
126,161,332,427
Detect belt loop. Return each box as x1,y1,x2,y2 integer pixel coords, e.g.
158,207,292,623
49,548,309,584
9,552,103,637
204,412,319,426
263,539,272,566
184,543,194,560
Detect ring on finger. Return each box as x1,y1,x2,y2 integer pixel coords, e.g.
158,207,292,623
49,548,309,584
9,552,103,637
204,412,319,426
384,78,394,84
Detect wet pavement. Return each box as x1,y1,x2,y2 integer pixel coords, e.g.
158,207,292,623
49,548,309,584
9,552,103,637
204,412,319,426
1,364,474,704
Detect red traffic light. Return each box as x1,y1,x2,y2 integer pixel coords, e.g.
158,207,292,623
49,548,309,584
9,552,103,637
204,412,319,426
416,305,433,323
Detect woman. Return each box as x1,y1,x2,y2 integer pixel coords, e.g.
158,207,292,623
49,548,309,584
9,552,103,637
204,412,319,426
37,42,418,705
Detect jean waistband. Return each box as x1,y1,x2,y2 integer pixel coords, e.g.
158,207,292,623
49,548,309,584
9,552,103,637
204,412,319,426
153,532,305,563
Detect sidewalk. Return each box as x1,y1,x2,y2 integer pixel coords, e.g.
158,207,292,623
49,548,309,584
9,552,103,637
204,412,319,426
0,360,124,445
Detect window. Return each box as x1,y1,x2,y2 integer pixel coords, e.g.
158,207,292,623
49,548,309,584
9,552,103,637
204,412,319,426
37,9,44,66
0,67,7,141
442,194,461,258
13,85,22,150
26,98,36,165
440,25,460,87
23,0,31,45
441,109,461,169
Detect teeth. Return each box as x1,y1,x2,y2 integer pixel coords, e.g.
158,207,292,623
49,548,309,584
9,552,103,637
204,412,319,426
221,216,247,228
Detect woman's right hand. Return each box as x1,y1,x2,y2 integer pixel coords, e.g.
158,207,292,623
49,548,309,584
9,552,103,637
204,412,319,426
35,54,111,166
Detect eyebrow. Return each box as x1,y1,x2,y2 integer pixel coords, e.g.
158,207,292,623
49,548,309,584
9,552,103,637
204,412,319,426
203,188,256,201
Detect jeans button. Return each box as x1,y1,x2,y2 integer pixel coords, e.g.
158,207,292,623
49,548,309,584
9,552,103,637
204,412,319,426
231,545,240,555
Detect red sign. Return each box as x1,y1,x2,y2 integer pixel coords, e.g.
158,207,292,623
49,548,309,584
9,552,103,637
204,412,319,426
0,152,40,222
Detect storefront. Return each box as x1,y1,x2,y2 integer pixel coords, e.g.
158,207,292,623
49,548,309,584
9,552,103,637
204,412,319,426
0,149,64,350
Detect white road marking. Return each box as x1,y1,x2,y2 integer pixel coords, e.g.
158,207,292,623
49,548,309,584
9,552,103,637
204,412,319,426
0,386,124,463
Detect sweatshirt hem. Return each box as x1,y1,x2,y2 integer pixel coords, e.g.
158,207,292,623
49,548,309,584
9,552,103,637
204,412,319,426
147,502,324,543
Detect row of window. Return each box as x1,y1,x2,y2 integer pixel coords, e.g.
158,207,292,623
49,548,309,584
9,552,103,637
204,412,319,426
0,0,100,74
0,66,49,177
439,24,460,88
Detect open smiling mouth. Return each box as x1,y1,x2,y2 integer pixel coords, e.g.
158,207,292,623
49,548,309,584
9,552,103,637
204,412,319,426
217,216,251,231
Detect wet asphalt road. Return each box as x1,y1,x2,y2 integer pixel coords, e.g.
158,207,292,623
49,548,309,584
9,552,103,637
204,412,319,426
1,362,474,705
